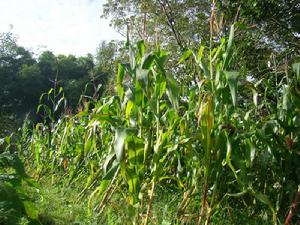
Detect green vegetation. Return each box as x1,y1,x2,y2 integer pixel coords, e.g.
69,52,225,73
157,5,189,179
0,33,122,126
1,0,300,224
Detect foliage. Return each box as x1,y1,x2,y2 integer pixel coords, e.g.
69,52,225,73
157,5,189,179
0,32,115,122
217,0,300,49
0,33,37,114
0,136,41,225
38,51,57,80
102,0,300,87
23,24,300,224
102,0,211,48
1,1,300,224
16,64,47,108
27,178,99,225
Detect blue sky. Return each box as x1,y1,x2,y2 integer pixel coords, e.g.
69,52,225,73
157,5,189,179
0,0,122,56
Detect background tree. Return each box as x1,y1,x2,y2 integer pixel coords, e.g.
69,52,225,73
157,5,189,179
102,0,300,81
38,50,57,81
93,40,127,94
16,64,47,109
0,32,36,113
102,0,212,50
217,0,300,73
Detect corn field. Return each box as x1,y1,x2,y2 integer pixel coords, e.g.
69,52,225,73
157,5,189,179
3,24,296,225
4,23,300,225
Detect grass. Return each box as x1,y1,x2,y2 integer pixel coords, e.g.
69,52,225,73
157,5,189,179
24,178,276,225
26,178,99,225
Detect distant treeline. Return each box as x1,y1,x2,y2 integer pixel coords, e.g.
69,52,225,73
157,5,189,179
0,32,124,118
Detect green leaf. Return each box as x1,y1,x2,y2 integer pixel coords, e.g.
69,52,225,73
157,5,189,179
117,64,125,99
246,140,256,167
136,68,148,87
177,49,193,64
223,24,235,70
154,130,163,154
125,100,134,120
292,62,300,81
166,74,180,109
252,87,258,107
23,200,38,219
54,97,65,112
92,114,119,125
282,86,291,110
212,41,225,63
249,141,256,166
95,180,110,197
156,49,168,66
58,86,63,95
129,47,136,69
102,163,119,180
154,74,166,99
137,40,145,58
200,60,210,78
84,138,92,157
103,151,116,174
225,135,232,164
223,135,238,180
114,128,128,162
141,53,155,69
127,174,140,195
197,45,205,64
224,71,239,106
134,83,144,107
250,189,275,213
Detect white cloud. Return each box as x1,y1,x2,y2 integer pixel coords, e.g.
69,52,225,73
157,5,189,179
0,0,122,56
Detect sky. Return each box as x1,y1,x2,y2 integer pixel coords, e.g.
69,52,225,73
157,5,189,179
0,0,122,56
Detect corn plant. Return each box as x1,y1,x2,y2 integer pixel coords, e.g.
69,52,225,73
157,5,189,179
24,25,300,224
